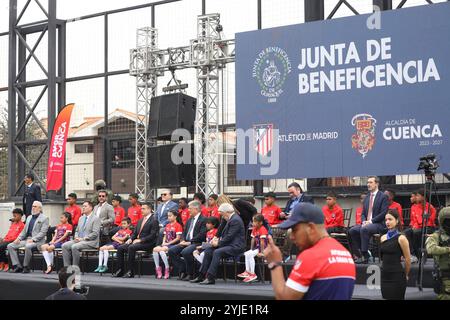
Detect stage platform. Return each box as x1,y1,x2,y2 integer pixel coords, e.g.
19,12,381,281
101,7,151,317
0,253,437,300
0,272,437,300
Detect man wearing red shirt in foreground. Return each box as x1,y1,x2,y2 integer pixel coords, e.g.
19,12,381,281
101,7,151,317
128,193,142,227
264,203,355,300
0,209,25,272
404,190,436,262
65,193,82,228
322,191,345,234
385,190,403,226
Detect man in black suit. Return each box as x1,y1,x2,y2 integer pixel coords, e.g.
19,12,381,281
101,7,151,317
168,200,207,281
349,176,389,264
282,182,314,219
113,202,159,278
22,173,42,218
45,267,87,300
191,203,246,285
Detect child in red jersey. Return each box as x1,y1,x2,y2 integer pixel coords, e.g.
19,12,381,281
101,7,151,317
355,193,366,226
261,192,283,226
178,197,190,226
239,214,268,283
95,217,132,273
127,193,142,227
41,212,73,274
65,193,82,228
112,195,126,227
153,210,183,279
322,191,345,234
205,194,220,219
193,217,220,264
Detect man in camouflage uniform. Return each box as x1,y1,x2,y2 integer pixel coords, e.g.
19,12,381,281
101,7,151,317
426,207,450,300
91,180,113,206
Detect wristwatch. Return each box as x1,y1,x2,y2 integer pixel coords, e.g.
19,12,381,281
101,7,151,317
268,261,283,271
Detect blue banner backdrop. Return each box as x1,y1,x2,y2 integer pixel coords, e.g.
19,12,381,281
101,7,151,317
236,2,450,180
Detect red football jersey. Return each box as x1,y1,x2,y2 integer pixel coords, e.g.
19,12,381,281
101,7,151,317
114,206,126,226
128,205,142,226
206,228,218,242
355,207,363,225
389,202,404,225
65,204,82,227
251,225,269,251
203,205,220,219
113,228,132,242
322,204,344,229
54,223,73,243
3,221,25,243
261,205,283,226
286,237,355,300
179,208,190,226
164,222,183,242
410,203,436,229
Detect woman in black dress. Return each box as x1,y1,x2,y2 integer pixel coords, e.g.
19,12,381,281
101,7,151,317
380,209,411,300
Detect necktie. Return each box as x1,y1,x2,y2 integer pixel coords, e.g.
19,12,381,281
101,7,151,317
138,216,148,238
367,193,375,222
80,216,88,237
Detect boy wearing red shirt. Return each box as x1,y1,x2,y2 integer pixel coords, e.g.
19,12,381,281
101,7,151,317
178,198,190,226
65,193,82,228
127,193,142,227
0,209,25,271
261,192,283,226
322,192,345,234
355,193,366,226
385,190,403,225
193,217,220,265
404,190,436,261
112,195,126,226
205,194,220,219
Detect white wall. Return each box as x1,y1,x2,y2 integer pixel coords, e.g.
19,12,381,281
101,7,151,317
66,141,94,197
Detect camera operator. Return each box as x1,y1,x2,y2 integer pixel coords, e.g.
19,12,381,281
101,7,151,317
426,207,450,300
45,267,87,300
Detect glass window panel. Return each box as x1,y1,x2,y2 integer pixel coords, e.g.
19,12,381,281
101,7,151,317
262,0,304,29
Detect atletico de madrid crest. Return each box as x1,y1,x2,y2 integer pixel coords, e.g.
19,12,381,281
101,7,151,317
254,124,274,156
351,114,377,159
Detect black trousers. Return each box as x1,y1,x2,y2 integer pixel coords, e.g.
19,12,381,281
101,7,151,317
404,227,434,257
168,244,198,276
116,242,154,273
0,242,11,263
200,246,243,279
327,226,346,234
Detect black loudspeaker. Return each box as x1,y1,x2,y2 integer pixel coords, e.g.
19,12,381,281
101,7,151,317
149,93,197,140
148,143,195,188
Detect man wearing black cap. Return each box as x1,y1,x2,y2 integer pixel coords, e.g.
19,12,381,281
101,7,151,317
264,203,355,300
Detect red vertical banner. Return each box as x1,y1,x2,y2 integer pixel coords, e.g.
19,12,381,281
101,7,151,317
46,103,75,192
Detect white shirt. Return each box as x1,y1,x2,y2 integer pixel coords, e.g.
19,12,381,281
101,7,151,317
95,202,105,217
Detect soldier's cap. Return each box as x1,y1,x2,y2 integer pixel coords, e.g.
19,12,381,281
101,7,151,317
278,203,324,229
439,207,450,225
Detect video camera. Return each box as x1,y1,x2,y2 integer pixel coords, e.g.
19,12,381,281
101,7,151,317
417,153,439,177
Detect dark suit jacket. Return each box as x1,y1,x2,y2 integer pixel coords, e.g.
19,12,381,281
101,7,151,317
219,213,246,252
22,183,42,216
182,214,207,244
45,288,86,300
284,193,314,213
131,214,159,245
362,191,389,224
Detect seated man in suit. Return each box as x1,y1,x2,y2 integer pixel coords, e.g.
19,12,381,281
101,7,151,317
93,190,115,245
22,173,42,218
46,267,87,300
62,201,101,267
349,176,389,263
282,182,314,219
8,201,49,273
168,200,207,281
113,202,159,278
191,203,246,285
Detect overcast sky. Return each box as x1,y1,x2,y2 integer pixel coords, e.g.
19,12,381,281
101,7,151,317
0,0,443,124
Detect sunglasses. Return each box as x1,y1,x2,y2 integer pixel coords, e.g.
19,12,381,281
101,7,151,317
161,193,168,196
98,195,106,198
